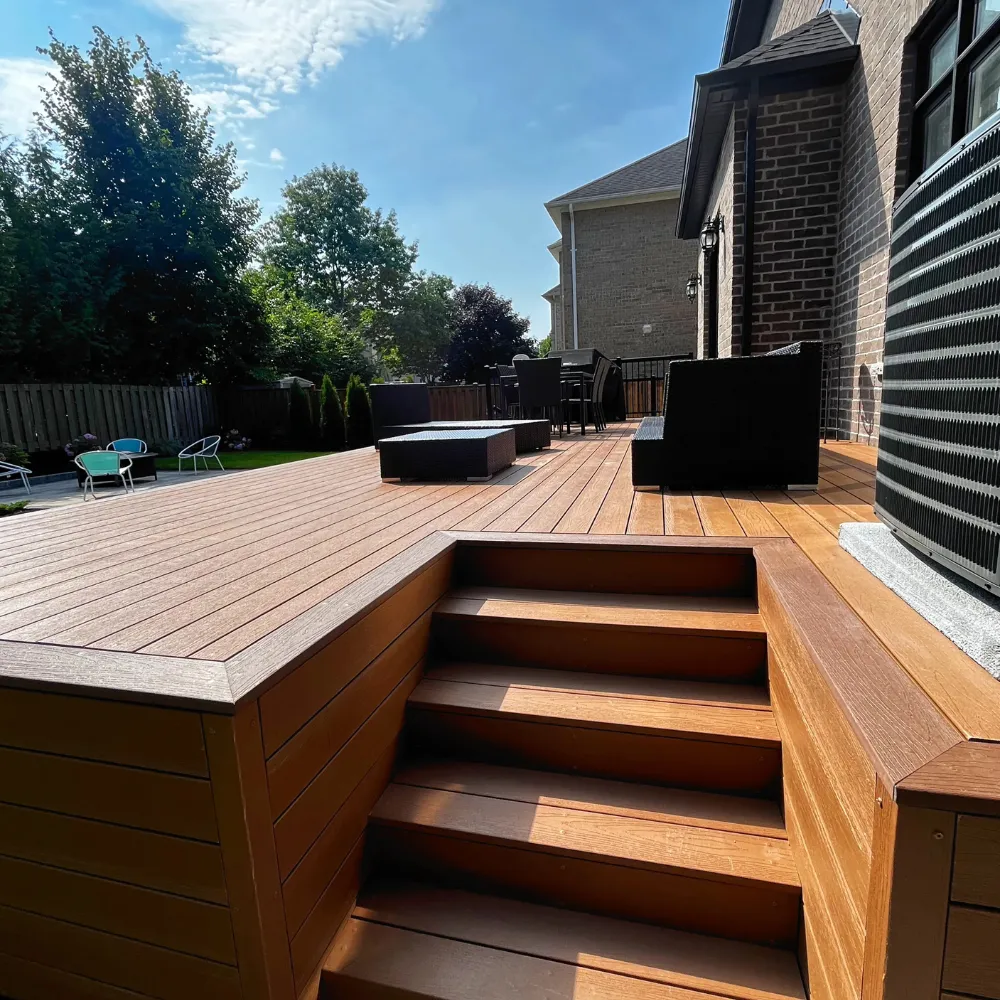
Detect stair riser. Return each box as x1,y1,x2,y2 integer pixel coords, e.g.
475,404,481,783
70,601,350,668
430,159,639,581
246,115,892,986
432,618,767,681
452,545,757,598
406,709,782,796
367,827,800,949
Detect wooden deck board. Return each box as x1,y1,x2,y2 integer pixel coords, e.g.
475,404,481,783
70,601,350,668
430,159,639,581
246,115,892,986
5,428,993,743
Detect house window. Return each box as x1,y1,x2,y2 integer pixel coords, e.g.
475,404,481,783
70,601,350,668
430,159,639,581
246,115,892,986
910,0,1000,178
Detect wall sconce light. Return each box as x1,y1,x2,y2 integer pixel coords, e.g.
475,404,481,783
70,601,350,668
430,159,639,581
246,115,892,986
686,273,701,302
700,216,723,254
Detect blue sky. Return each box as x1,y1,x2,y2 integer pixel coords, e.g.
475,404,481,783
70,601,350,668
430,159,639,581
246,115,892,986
0,0,730,340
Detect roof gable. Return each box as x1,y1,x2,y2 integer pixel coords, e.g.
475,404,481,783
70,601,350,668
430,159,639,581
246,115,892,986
726,10,859,69
547,138,689,206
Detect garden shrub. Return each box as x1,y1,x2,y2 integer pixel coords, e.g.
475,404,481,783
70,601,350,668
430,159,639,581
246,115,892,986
0,442,30,468
345,374,373,449
0,501,29,516
64,433,100,458
150,439,184,457
288,382,317,449
319,375,346,451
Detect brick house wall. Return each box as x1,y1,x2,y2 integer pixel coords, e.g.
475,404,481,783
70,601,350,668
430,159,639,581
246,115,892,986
758,0,935,441
707,87,843,359
558,198,699,359
748,87,844,352
700,113,737,358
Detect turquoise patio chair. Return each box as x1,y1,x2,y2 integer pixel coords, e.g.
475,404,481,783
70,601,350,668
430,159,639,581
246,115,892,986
178,435,224,473
108,437,147,453
75,450,134,501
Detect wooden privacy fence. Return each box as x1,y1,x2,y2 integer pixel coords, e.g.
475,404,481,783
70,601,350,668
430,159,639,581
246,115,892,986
428,384,487,420
0,384,217,453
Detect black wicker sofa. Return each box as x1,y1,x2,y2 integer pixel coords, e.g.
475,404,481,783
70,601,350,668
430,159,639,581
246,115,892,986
631,341,823,490
370,383,551,453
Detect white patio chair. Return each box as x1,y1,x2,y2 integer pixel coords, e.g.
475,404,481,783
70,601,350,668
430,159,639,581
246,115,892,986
0,461,30,493
75,451,134,502
178,435,224,473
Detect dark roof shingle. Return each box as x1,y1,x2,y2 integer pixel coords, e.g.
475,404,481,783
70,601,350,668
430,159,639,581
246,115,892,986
547,138,689,205
725,10,860,69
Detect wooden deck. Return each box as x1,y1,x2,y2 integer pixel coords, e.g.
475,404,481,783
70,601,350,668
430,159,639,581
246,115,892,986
0,423,877,661
3,426,1000,1000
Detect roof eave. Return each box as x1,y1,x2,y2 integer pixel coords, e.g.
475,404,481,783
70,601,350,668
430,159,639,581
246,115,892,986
546,185,682,226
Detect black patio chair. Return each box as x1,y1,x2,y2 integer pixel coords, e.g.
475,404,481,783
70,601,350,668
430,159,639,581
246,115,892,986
631,341,823,489
496,364,520,417
513,358,569,437
565,356,613,432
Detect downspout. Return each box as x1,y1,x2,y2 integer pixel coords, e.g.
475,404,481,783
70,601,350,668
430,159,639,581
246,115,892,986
569,203,580,350
740,77,759,356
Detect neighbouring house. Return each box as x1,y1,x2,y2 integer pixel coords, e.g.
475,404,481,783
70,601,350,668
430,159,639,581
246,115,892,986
544,138,700,360
679,0,1000,441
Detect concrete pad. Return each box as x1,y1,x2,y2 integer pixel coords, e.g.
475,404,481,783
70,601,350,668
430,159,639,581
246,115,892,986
10,468,229,511
839,521,1000,681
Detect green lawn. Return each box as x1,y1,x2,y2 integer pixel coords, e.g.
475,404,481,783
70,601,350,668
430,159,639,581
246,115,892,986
156,451,330,472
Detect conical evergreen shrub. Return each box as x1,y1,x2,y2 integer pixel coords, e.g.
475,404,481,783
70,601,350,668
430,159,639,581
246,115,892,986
319,374,346,451
345,374,373,449
288,381,317,449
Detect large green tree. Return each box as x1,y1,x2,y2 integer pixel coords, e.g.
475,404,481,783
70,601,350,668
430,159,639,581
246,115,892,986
444,283,535,384
246,265,374,387
0,140,105,380
261,164,416,322
377,272,455,381
0,29,267,383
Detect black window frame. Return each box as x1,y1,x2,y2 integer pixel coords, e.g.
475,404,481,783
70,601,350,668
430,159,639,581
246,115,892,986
910,0,1000,181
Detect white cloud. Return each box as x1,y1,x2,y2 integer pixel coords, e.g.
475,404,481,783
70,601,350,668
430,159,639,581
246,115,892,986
148,0,439,126
269,147,284,162
0,58,51,139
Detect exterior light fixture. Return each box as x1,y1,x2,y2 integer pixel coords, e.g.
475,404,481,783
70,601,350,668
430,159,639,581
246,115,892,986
686,273,701,302
701,216,723,253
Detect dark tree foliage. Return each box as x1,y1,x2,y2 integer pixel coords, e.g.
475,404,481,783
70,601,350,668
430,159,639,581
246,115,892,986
444,283,535,384
0,29,267,383
287,381,316,449
318,373,346,451
345,374,373,449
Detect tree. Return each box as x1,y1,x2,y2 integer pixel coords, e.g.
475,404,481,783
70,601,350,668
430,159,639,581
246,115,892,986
318,374,346,451
345,374,373,449
287,381,316,449
0,28,267,382
246,264,374,386
261,164,416,321
537,335,552,358
385,273,455,381
0,139,105,380
444,284,535,384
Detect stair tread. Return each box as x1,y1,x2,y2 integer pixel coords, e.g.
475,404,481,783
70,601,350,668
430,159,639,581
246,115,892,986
426,661,772,709
395,760,787,839
435,587,765,637
370,765,800,890
411,664,780,747
326,881,806,1000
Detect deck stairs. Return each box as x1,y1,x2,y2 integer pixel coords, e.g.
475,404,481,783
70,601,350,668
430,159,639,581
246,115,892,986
322,547,806,1000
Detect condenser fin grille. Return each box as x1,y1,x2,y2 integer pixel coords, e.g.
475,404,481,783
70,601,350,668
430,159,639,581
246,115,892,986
876,112,1000,591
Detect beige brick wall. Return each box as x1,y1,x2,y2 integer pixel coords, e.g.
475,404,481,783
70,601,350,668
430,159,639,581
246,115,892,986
558,198,699,359
760,0,936,441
